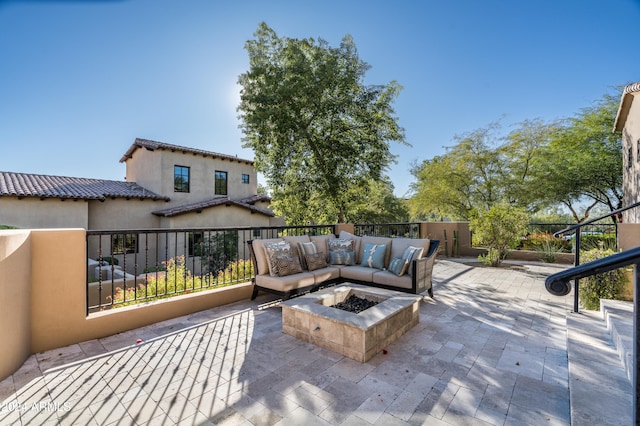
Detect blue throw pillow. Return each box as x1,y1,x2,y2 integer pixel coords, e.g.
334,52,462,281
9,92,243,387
360,243,387,269
402,245,424,277
389,256,408,276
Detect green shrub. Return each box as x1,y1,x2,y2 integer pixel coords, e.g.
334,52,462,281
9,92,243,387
578,248,626,310
470,203,530,267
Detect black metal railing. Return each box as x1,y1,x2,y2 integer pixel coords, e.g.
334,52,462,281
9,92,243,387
554,201,640,312
86,224,336,313
354,222,420,238
545,247,640,424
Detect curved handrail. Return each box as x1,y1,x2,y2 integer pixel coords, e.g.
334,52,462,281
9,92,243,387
545,245,640,296
545,244,640,424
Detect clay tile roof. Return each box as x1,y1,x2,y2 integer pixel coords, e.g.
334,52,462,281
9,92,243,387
152,195,274,217
0,171,170,201
120,138,254,165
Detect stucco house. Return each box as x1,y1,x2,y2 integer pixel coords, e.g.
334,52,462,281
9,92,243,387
614,81,640,224
0,138,280,230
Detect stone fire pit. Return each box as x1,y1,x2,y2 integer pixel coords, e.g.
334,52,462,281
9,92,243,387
281,284,422,362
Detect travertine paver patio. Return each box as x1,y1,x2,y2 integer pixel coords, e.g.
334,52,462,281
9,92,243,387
0,259,573,425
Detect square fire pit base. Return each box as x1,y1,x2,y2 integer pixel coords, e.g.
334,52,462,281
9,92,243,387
281,284,422,362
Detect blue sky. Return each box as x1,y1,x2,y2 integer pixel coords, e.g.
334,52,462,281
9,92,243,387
1,0,639,197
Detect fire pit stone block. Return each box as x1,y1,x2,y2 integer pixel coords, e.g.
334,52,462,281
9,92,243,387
281,284,422,362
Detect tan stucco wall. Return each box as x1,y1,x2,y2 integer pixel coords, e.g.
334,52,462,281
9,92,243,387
0,231,32,380
0,197,89,229
615,223,640,301
0,228,253,381
618,223,640,251
420,222,482,257
622,94,640,223
88,198,164,229
125,147,257,206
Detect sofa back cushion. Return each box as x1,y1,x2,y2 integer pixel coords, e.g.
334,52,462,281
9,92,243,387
251,238,284,275
390,238,431,261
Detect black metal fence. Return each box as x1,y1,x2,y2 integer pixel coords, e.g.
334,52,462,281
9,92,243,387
86,224,335,313
526,222,618,252
353,223,421,238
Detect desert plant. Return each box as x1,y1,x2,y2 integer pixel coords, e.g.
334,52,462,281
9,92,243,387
579,233,617,252
522,232,571,253
578,247,626,310
470,203,529,267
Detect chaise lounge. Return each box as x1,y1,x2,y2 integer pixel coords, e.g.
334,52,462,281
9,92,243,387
248,230,439,300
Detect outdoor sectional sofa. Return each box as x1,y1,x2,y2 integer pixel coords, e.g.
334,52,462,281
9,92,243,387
247,231,439,300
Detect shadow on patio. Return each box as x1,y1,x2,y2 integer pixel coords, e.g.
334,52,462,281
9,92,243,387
0,259,591,425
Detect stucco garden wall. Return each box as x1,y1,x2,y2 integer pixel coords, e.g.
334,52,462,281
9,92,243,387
0,228,253,382
0,231,32,381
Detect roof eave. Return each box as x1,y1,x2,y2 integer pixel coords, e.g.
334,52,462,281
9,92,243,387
614,81,640,133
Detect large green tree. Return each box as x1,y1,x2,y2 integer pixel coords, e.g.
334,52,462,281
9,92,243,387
409,91,622,222
237,23,406,224
542,92,622,221
408,123,506,220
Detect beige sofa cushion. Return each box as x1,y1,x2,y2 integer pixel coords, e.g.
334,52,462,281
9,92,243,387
340,265,376,282
251,238,284,275
310,266,340,283
283,235,312,245
389,238,430,260
255,272,316,293
372,270,413,290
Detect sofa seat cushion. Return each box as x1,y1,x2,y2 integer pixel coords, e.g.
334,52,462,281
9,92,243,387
310,266,340,283
372,270,413,290
340,265,377,282
255,272,315,293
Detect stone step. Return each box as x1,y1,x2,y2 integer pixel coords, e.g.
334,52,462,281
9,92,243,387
566,304,632,425
601,299,634,383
